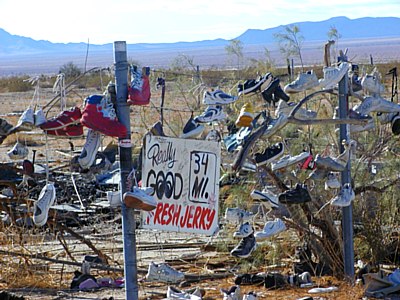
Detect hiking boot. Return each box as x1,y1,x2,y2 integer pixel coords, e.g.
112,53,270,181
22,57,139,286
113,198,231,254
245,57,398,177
123,187,157,211
254,218,286,239
284,70,320,93
250,189,279,209
254,142,285,166
233,222,254,238
127,66,151,105
221,285,241,300
0,118,14,136
145,262,185,283
40,106,82,130
194,105,226,123
278,183,312,204
230,233,257,258
235,102,254,127
271,151,310,171
203,89,238,105
331,183,355,207
81,95,127,138
45,123,84,138
319,62,350,90
180,116,204,139
7,142,29,160
78,129,101,169
33,182,56,227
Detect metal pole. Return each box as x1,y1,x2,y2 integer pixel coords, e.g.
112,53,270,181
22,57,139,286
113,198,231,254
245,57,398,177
337,60,355,280
114,41,139,300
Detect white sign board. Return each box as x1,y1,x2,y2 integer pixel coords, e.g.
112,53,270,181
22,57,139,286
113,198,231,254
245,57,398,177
140,135,220,235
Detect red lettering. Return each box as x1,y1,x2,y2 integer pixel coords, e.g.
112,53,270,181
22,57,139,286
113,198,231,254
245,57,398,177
172,204,181,226
180,205,189,228
161,203,169,225
153,202,164,225
199,207,209,229
187,206,194,228
192,206,202,229
206,209,216,230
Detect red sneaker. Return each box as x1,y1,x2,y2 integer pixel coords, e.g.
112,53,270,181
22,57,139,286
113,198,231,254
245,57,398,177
40,107,82,130
80,95,127,138
127,66,151,105
45,123,84,138
300,154,315,170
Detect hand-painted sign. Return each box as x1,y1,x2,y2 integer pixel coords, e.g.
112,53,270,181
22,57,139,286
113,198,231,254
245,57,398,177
140,135,220,235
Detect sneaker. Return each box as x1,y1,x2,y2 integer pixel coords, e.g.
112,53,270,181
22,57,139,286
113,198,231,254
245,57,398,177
273,84,290,102
194,105,226,123
275,100,317,120
7,142,29,160
127,66,151,105
235,102,254,127
225,207,255,224
353,96,400,116
238,73,272,96
319,62,350,90
308,286,338,294
278,183,312,205
331,183,355,207
34,108,47,127
221,285,241,300
300,153,315,170
78,129,101,169
45,123,84,138
81,94,127,138
123,187,157,211
254,218,286,239
259,72,274,92
180,116,204,139
203,89,238,105
325,172,341,190
284,70,320,93
233,222,254,238
271,151,310,171
234,274,265,285
15,107,35,131
230,233,257,258
145,262,185,283
350,118,375,133
361,69,385,96
250,189,279,209
314,154,346,172
392,114,400,135
243,292,258,300
167,286,203,300
0,118,14,136
254,142,285,166
149,121,166,136
348,108,373,120
205,129,221,142
377,111,398,124
40,107,81,130
260,78,281,104
263,113,289,138
33,182,56,227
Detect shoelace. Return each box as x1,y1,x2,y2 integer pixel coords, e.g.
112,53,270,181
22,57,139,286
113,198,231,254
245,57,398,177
100,96,117,120
130,69,143,89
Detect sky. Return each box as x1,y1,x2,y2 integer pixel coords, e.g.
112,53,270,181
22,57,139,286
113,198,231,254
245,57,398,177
1,0,400,45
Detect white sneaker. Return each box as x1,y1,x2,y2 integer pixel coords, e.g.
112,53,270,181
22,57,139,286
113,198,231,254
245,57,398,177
243,292,258,300
16,107,35,131
331,183,355,207
123,187,157,211
224,207,255,224
353,95,400,115
33,182,56,227
203,89,238,105
221,285,241,300
145,262,185,283
263,113,288,138
325,172,341,190
233,222,254,238
250,189,279,209
319,62,350,90
205,129,221,142
78,129,101,169
167,286,203,300
284,70,319,93
34,108,47,127
194,105,226,123
7,142,29,160
254,218,286,240
349,118,375,133
361,69,385,96
271,151,310,171
275,100,317,120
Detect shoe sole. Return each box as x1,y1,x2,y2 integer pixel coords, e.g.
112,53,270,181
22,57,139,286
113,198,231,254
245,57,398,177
40,119,81,130
123,194,156,211
232,244,257,258
179,125,204,139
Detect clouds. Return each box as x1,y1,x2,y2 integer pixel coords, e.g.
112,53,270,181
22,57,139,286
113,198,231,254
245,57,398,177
0,0,399,44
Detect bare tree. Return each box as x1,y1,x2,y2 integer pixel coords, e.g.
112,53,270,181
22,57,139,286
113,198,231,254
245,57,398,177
225,39,244,75
274,25,305,72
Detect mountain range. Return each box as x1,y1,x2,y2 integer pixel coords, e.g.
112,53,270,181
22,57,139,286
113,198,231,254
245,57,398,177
1,16,400,76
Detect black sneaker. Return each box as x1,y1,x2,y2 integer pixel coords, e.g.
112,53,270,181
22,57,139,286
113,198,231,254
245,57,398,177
261,78,280,104
278,183,312,204
230,233,257,258
254,142,284,166
234,273,265,285
238,74,270,96
273,84,290,102
180,116,204,139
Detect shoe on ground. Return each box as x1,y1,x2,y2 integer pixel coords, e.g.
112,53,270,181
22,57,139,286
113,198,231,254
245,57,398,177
221,285,241,300
284,70,320,93
167,286,203,300
233,222,254,238
123,187,157,211
203,89,238,105
230,233,257,258
7,142,29,160
0,118,14,136
180,116,204,139
80,94,127,138
254,218,286,240
145,262,185,283
330,183,355,207
33,182,56,227
234,274,265,285
224,207,255,223
194,105,226,123
250,189,279,209
15,106,35,131
271,151,310,171
40,106,82,130
78,129,101,169
243,291,258,300
324,172,341,190
235,102,254,127
278,183,312,205
254,142,285,166
308,286,338,293
127,66,151,105
34,108,47,127
319,62,350,90
45,123,84,138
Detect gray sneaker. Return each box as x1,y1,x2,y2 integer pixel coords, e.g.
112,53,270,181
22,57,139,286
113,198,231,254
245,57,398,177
353,95,400,115
145,262,185,283
0,118,14,136
78,129,101,169
284,70,319,93
230,233,257,258
314,154,346,172
275,100,317,120
331,183,355,207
